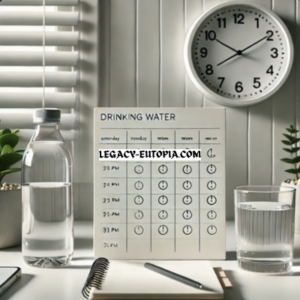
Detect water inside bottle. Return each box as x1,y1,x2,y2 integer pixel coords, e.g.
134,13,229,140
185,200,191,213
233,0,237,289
22,182,73,268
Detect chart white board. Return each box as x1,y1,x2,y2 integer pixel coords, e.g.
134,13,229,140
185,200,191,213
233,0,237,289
94,108,226,259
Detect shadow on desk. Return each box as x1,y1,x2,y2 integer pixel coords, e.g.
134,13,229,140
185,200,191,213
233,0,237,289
222,270,245,300
62,237,94,269
62,257,94,269
0,246,21,252
1,274,34,300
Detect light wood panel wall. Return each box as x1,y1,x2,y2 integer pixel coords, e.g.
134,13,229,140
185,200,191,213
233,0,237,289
97,0,299,220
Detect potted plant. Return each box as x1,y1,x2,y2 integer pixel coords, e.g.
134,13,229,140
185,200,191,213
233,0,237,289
281,125,300,234
0,128,24,248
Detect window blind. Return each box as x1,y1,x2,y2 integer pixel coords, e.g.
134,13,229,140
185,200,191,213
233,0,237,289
0,0,79,136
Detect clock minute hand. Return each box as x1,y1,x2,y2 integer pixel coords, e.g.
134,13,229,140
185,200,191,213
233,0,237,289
240,35,268,53
216,39,239,53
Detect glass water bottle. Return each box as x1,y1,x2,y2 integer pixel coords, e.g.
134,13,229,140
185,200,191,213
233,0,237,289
22,109,74,267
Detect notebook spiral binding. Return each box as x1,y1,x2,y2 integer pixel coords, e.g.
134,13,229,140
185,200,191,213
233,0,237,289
82,257,110,299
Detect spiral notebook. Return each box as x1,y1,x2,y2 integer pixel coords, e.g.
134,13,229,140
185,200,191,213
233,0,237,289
82,258,224,299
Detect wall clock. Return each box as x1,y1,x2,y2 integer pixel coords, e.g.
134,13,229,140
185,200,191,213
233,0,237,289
184,1,294,107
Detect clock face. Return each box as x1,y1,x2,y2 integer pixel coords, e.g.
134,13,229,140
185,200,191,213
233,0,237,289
184,2,293,107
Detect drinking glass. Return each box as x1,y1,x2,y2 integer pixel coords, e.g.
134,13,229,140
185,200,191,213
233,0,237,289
235,186,295,272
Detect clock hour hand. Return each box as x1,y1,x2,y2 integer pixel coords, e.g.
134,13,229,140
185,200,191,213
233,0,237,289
216,39,238,53
240,35,268,53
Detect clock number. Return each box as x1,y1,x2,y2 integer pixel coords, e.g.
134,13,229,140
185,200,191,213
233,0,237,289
233,14,244,24
217,18,226,28
266,65,274,75
217,77,225,88
255,18,259,28
271,47,278,58
235,81,243,93
205,64,214,75
205,30,216,41
253,77,261,89
266,30,274,41
200,47,208,58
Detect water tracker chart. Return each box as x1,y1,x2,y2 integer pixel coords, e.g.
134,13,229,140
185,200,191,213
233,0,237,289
94,108,226,259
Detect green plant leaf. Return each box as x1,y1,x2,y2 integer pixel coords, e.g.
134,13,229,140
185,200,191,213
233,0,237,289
286,124,299,132
281,158,294,164
1,144,15,155
283,134,295,142
285,169,299,174
293,157,300,164
290,137,300,144
0,168,21,177
12,130,19,135
290,147,300,153
0,152,23,169
282,140,292,146
286,128,299,134
282,134,300,144
15,149,25,155
0,133,19,149
0,164,4,172
0,168,21,182
0,129,11,136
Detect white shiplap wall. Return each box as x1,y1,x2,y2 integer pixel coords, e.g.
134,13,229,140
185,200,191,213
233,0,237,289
97,0,299,220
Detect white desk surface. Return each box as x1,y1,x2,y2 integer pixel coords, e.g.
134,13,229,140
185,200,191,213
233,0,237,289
0,221,300,300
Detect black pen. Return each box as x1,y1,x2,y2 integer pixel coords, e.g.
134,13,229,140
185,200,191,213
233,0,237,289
144,262,203,289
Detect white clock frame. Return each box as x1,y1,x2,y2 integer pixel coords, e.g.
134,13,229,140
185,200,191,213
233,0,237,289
184,1,294,107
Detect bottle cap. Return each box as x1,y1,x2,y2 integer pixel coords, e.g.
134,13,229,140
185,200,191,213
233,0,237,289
33,109,61,124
